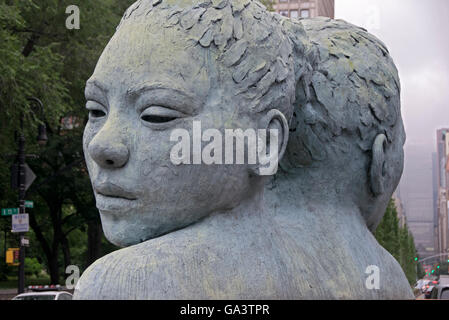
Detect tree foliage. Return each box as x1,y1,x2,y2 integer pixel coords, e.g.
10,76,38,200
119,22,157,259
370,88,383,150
24,257,42,277
375,198,419,285
0,0,134,284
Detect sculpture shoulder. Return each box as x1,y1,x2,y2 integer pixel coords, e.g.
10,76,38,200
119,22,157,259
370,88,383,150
73,223,301,299
373,244,415,300
74,232,206,299
73,216,415,300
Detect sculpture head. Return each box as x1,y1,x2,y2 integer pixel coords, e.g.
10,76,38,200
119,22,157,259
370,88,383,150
82,0,305,246
83,0,405,247
281,18,405,230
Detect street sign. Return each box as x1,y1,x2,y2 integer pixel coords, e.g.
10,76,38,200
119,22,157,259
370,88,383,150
1,208,19,216
24,164,36,191
21,237,30,247
24,201,33,208
10,163,36,191
11,213,29,233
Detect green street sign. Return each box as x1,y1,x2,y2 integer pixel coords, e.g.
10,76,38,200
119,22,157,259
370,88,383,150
25,201,33,208
1,208,19,216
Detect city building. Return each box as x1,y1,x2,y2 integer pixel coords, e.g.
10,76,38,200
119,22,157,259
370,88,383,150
436,129,449,257
398,144,436,258
433,152,440,253
273,0,334,19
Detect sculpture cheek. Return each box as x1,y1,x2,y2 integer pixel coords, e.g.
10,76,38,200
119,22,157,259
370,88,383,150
140,157,179,194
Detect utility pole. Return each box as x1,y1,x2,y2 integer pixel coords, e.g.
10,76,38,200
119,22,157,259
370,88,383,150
12,97,46,294
3,227,6,258
17,113,26,294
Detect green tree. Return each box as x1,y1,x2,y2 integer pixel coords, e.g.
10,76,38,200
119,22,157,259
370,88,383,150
375,199,418,285
24,257,42,277
375,199,400,260
0,0,133,283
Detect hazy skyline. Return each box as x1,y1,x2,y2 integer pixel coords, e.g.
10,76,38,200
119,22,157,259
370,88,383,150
336,0,449,149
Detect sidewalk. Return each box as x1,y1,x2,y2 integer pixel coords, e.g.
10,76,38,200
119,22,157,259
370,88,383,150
0,289,17,300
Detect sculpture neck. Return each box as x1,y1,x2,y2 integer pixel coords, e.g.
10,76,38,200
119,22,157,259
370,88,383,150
269,168,355,211
205,183,268,225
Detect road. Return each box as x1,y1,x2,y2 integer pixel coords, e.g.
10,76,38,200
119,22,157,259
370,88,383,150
0,289,18,300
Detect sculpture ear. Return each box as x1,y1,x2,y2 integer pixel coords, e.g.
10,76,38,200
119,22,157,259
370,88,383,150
251,109,289,176
370,134,388,196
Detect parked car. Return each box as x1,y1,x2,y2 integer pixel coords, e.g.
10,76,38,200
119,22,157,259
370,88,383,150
429,284,449,300
12,285,72,300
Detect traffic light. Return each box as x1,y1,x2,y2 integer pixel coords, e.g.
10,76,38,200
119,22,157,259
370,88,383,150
437,265,440,269
6,248,20,266
414,257,418,261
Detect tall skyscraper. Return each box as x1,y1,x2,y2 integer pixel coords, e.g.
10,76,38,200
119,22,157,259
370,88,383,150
398,144,436,258
273,0,334,19
433,152,440,254
436,129,449,256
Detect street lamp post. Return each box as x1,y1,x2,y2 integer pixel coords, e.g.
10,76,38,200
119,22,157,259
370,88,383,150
17,113,26,294
16,97,46,294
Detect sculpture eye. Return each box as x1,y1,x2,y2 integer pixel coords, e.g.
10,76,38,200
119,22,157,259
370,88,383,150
140,106,184,124
141,114,177,123
86,101,107,120
90,109,106,118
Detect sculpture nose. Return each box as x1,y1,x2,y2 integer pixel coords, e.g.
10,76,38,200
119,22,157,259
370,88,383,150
88,136,129,169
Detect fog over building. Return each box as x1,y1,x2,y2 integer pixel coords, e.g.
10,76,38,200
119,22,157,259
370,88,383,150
398,144,435,258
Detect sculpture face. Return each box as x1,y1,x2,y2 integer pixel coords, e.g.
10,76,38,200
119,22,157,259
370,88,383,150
83,20,259,247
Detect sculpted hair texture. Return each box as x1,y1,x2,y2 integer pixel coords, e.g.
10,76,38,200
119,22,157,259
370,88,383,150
284,17,405,167
117,0,311,122
281,17,406,229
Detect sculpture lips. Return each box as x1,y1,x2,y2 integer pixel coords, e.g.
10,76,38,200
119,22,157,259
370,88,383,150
94,182,137,200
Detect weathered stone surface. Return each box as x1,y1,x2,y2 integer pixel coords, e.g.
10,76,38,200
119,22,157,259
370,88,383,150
221,40,247,67
180,7,206,29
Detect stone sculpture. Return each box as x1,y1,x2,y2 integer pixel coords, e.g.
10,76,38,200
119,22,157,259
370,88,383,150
74,0,414,299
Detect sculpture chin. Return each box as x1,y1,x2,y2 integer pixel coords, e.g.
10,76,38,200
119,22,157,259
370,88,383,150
99,207,197,247
99,210,162,247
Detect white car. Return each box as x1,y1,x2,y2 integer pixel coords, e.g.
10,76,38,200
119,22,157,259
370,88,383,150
414,279,425,291
12,285,72,300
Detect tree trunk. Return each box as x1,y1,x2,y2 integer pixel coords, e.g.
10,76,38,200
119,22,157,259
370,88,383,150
50,204,62,285
22,33,39,57
48,252,59,285
86,219,103,267
60,234,71,270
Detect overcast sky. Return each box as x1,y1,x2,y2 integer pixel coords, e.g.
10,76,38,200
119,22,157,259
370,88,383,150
335,0,449,150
